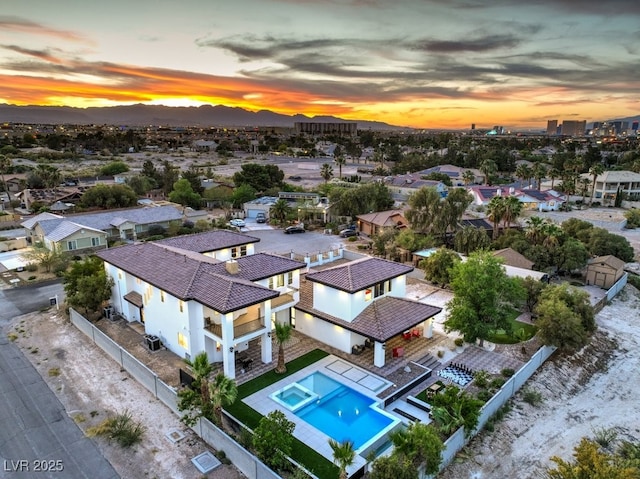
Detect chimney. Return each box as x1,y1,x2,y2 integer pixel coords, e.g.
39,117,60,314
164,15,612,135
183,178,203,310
225,259,239,275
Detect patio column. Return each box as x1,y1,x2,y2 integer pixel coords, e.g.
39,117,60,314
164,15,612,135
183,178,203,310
374,341,385,368
222,313,236,379
425,318,434,338
261,331,272,364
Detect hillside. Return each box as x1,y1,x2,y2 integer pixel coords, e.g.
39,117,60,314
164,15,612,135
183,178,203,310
0,103,405,130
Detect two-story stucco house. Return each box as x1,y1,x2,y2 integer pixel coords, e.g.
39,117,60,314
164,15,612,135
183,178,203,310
96,230,306,379
295,257,441,368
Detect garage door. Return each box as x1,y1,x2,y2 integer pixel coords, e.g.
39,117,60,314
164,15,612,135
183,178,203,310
246,209,263,219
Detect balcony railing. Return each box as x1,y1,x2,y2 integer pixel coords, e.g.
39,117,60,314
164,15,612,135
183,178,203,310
271,292,296,309
204,315,266,339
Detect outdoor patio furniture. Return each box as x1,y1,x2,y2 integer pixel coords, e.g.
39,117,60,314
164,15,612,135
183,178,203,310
403,331,412,340
393,346,404,358
411,328,421,338
352,344,364,355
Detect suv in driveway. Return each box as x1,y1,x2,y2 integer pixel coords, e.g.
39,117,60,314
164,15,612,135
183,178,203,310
284,225,305,234
256,212,267,223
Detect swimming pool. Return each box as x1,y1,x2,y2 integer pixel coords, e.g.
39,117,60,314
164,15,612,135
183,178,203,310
269,382,318,412
289,372,399,451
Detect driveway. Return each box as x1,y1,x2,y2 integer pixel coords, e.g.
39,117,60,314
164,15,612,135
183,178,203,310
0,279,65,324
247,229,345,256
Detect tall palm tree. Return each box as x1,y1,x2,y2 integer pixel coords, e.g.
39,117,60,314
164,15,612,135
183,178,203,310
184,351,213,418
532,162,548,190
589,164,604,204
320,163,333,184
208,373,237,426
328,439,356,479
525,216,547,246
479,159,497,186
486,196,506,240
579,177,591,205
0,155,10,201
274,322,292,374
515,164,532,188
501,196,523,230
548,167,561,190
462,169,475,186
334,156,346,179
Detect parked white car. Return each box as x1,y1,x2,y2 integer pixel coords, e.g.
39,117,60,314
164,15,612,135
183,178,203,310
229,219,246,227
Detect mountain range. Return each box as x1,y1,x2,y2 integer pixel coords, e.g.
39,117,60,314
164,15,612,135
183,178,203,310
0,103,404,130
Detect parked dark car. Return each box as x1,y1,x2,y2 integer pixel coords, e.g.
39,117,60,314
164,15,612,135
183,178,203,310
256,212,267,223
340,229,358,238
284,225,306,234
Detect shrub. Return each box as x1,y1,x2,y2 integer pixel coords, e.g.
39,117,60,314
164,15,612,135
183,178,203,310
473,370,489,388
476,390,492,402
489,378,505,390
25,263,38,272
454,338,464,347
591,426,618,450
521,388,544,406
28,275,37,281
501,368,515,378
87,409,145,448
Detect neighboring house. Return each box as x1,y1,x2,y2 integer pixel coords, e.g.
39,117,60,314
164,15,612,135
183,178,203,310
243,196,278,219
582,170,640,202
17,187,88,211
21,205,183,249
419,164,483,185
467,186,566,211
586,255,625,288
295,257,442,368
492,248,535,270
356,210,408,236
96,230,306,379
384,174,448,201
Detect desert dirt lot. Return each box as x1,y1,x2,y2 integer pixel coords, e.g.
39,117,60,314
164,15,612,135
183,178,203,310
439,284,640,479
8,310,244,479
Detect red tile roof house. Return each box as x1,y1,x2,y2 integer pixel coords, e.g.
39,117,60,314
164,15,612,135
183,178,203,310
296,257,441,368
97,230,306,379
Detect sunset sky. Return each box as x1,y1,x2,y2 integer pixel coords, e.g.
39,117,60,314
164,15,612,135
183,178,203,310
1,0,639,129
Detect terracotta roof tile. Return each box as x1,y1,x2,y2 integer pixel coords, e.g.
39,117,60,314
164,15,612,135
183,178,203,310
154,229,260,252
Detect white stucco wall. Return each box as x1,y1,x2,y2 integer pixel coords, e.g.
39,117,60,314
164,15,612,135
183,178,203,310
295,311,353,353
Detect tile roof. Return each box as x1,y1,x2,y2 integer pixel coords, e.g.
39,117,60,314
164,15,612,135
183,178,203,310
52,205,183,232
21,212,63,229
305,257,413,293
296,277,441,342
96,241,303,313
492,248,535,270
154,229,260,253
46,221,105,242
356,210,406,227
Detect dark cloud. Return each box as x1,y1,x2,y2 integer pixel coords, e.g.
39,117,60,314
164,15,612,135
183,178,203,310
0,15,87,42
412,34,521,53
0,45,64,64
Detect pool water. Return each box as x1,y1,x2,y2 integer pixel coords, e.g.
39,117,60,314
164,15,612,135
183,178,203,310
270,383,317,411
293,372,397,450
281,390,310,407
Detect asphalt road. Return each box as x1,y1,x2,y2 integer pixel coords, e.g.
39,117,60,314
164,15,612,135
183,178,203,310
0,335,119,479
0,280,65,324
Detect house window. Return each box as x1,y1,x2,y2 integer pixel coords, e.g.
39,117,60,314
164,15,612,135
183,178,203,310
231,245,247,258
160,291,165,303
91,237,101,247
67,240,77,251
276,274,285,288
179,300,184,313
374,280,392,298
287,272,293,285
268,277,274,289
177,332,188,349
136,278,141,285
117,270,122,280
290,308,296,328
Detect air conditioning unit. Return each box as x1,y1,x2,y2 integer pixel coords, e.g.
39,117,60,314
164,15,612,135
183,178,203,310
103,306,113,320
145,335,161,351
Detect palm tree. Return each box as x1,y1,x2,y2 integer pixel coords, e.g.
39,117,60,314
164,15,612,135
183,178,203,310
462,169,475,186
431,403,465,436
208,373,237,426
501,196,523,230
486,196,506,240
270,199,291,225
328,439,356,479
320,163,333,184
525,216,547,246
274,322,292,374
184,352,213,418
589,164,604,204
515,164,532,188
334,146,346,179
579,177,591,205
479,159,497,186
548,167,561,190
0,155,10,201
532,162,548,190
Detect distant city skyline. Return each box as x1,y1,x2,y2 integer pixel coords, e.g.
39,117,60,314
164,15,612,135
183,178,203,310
1,1,639,129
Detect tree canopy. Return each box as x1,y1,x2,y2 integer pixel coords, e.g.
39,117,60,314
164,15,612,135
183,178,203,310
168,178,202,209
63,256,114,314
232,163,284,193
444,250,524,346
78,184,138,209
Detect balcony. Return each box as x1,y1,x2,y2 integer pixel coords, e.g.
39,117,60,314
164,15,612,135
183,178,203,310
271,291,296,310
204,315,266,340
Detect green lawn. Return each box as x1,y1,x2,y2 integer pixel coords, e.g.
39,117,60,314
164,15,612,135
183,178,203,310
224,349,339,479
488,310,537,344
